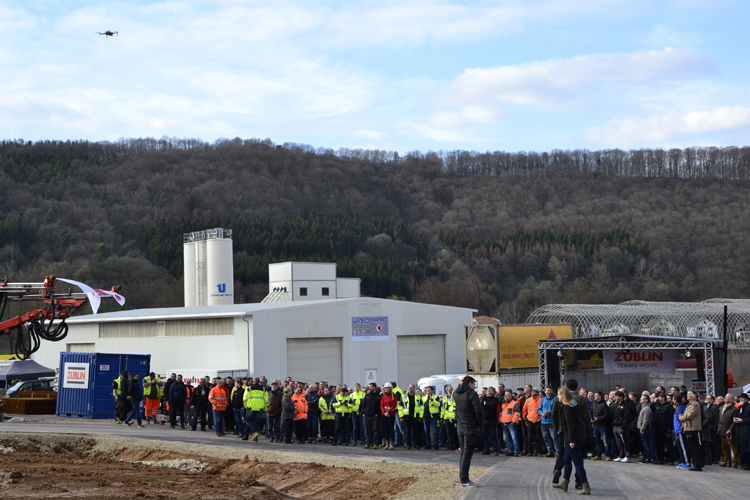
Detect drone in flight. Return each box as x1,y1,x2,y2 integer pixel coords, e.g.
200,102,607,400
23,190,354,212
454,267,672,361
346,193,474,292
97,30,118,37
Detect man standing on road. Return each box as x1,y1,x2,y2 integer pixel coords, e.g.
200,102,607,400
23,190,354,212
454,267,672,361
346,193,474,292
480,387,499,455
141,372,163,424
112,369,131,424
169,374,187,429
453,376,483,488
399,384,424,449
209,378,229,436
190,379,210,431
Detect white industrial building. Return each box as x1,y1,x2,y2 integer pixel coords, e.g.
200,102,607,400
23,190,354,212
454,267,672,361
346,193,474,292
32,260,475,388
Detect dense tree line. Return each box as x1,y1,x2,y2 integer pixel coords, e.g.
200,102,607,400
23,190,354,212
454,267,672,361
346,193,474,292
1,138,749,322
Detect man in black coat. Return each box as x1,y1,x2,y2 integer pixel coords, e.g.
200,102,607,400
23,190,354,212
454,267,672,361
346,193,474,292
190,379,210,431
652,393,675,464
169,374,187,429
480,387,500,455
453,376,483,488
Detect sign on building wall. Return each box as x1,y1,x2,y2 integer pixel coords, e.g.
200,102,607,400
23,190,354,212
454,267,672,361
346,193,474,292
365,369,377,385
603,349,676,374
499,324,573,369
352,317,389,341
63,362,90,389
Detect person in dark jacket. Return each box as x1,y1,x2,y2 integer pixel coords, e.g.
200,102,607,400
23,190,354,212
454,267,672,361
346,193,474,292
590,391,611,460
123,373,143,427
267,382,283,442
652,393,675,464
611,391,632,462
169,374,187,429
453,376,483,488
552,379,590,487
230,380,245,437
162,373,176,426
553,387,590,495
305,386,321,443
703,394,720,464
717,393,739,467
362,383,382,448
281,388,296,444
113,370,131,424
735,393,750,470
190,379,210,431
480,387,500,455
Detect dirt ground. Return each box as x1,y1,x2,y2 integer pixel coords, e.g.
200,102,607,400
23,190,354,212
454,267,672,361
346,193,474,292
0,433,465,500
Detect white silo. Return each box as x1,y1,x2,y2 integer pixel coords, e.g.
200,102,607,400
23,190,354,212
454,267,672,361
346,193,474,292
183,228,233,307
183,238,196,307
206,229,234,306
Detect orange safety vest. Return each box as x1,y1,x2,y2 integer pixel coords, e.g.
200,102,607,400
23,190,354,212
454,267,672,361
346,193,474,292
523,396,542,423
209,385,228,411
500,400,520,425
185,385,194,405
292,394,308,420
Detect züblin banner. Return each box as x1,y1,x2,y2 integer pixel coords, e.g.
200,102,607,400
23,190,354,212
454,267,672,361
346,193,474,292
499,324,573,369
603,349,676,374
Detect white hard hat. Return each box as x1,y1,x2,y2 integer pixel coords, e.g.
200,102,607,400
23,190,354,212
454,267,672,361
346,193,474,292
384,383,393,388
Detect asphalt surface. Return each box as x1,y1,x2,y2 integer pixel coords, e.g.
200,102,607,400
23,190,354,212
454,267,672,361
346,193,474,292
2,419,747,499
463,455,749,500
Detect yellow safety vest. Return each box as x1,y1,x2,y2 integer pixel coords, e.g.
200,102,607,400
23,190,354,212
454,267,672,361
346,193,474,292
424,394,441,416
442,396,456,420
142,376,162,397
350,390,365,414
113,377,122,396
318,397,335,420
333,393,351,414
243,387,265,410
398,393,424,418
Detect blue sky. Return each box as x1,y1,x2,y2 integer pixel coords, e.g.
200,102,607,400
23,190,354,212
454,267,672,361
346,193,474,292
1,1,748,152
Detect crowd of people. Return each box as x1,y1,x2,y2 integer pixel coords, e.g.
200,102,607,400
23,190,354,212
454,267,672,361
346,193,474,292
111,371,750,491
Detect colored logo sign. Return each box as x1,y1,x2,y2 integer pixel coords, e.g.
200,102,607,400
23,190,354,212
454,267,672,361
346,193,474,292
352,317,389,342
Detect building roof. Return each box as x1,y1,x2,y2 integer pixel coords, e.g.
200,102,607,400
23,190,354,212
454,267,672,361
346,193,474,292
68,297,476,324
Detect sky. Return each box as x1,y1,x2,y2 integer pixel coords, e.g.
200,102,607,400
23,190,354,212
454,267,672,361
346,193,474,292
1,0,749,153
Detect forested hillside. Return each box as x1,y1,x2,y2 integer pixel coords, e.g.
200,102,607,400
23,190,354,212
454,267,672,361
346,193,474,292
1,138,750,321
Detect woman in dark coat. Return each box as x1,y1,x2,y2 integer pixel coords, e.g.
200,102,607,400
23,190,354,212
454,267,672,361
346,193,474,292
735,393,750,470
553,386,590,495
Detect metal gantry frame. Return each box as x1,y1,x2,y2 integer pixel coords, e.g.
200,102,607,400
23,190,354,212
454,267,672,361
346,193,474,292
527,299,750,345
538,336,723,396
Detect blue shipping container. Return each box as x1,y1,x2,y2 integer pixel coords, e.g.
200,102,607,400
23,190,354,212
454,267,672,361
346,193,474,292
56,352,151,419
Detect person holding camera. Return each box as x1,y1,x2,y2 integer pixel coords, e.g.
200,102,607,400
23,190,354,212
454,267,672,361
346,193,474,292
453,375,483,488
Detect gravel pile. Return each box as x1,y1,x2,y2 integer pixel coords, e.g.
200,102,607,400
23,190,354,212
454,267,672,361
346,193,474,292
135,458,208,472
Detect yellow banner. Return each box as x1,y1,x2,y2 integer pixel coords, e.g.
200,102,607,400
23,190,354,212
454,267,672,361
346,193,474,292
498,324,572,369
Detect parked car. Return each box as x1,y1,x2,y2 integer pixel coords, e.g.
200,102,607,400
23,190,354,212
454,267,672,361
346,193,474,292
5,378,56,398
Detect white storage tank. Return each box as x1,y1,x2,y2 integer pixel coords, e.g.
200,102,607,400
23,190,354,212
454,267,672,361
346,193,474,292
206,234,233,306
183,241,196,307
418,374,464,397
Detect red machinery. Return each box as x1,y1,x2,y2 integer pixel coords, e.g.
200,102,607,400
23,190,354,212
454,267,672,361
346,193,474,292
0,276,121,359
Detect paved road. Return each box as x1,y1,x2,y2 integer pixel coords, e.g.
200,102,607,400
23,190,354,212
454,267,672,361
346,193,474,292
3,421,747,498
463,455,748,500
0,420,503,467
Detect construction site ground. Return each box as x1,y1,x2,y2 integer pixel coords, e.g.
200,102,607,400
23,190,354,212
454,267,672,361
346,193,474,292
0,417,747,499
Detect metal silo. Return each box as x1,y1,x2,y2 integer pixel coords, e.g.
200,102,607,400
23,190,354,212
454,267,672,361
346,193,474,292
206,228,234,306
183,237,196,307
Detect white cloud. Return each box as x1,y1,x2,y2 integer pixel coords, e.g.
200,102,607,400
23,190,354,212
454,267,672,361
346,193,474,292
446,48,716,108
586,106,750,147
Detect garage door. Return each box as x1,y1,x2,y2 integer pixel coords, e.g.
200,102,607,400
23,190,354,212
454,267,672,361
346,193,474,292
286,338,342,385
397,335,446,388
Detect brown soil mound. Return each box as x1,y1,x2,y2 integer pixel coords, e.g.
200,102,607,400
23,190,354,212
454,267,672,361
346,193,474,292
0,438,413,499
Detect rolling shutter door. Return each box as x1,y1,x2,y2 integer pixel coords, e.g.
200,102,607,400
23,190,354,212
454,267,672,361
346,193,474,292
286,338,343,385
397,335,446,388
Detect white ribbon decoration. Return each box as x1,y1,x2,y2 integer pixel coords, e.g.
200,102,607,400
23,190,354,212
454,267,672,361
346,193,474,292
96,288,126,307
57,278,102,315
